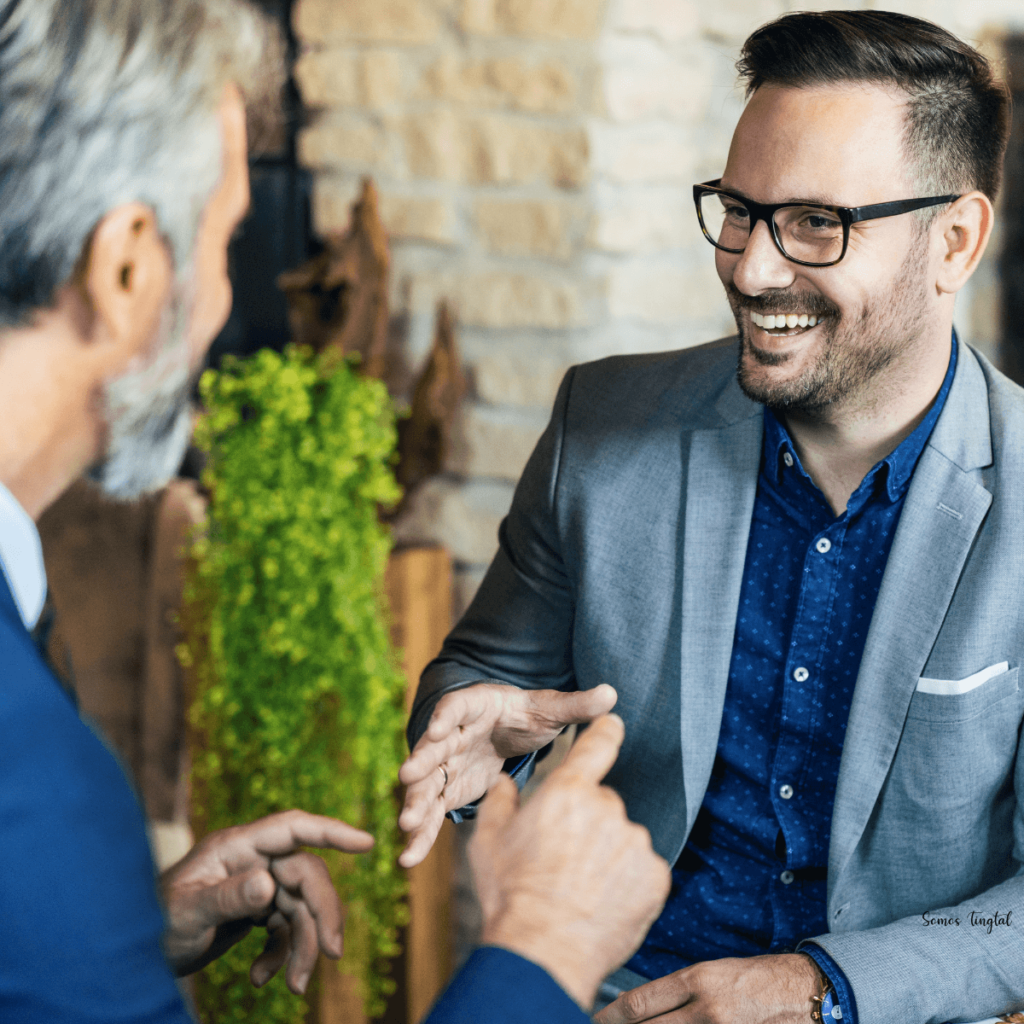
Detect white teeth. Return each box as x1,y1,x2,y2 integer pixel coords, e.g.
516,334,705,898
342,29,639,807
749,310,824,331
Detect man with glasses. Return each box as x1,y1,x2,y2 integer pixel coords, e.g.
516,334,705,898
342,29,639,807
401,10,1024,1024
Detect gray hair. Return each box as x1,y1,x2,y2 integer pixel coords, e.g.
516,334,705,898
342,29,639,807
0,0,284,329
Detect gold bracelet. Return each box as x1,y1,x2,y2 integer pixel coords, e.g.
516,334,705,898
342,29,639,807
804,956,834,1022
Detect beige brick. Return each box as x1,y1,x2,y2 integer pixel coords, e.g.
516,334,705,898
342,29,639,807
408,271,581,328
601,39,712,122
379,195,455,244
470,116,588,187
420,55,576,114
294,50,360,107
591,188,690,252
460,0,604,38
589,122,692,183
362,52,405,108
390,477,513,565
297,116,389,170
456,272,581,328
699,0,784,41
295,50,404,110
471,348,569,408
475,199,571,258
310,175,363,234
447,405,548,481
402,108,467,181
607,261,724,322
489,58,576,114
294,0,440,45
607,0,698,40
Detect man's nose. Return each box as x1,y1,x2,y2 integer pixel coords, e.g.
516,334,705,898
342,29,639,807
730,218,797,296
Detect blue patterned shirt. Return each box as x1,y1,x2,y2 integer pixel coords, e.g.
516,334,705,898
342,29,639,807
626,336,959,1023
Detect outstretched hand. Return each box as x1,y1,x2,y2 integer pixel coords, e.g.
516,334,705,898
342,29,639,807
397,683,618,867
160,809,374,994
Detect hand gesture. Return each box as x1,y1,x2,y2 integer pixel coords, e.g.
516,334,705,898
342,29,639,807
469,714,671,1010
397,682,618,868
593,954,822,1024
159,809,375,994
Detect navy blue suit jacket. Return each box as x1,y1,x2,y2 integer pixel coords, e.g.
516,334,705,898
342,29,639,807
2,573,587,1022
0,574,190,1022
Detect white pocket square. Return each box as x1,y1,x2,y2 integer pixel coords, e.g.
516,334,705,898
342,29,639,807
916,661,1009,696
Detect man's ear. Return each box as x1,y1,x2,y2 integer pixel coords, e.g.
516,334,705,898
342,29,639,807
935,191,994,295
80,201,173,356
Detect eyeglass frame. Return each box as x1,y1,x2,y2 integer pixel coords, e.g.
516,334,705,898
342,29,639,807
692,179,961,268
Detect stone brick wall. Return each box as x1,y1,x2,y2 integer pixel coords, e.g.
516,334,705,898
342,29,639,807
292,0,1023,618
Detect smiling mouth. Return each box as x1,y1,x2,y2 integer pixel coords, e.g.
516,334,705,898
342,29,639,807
749,310,826,338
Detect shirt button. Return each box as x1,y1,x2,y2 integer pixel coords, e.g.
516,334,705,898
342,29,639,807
816,538,831,554
779,784,794,799
783,452,794,468
793,666,809,682
780,870,795,884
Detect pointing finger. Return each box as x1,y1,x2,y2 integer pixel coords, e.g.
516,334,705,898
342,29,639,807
551,713,625,786
224,810,375,864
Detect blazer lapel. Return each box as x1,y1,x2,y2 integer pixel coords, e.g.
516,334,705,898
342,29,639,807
828,344,994,903
679,399,762,840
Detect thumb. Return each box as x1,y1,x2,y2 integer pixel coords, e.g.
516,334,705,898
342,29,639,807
474,773,520,843
200,867,277,929
532,683,617,725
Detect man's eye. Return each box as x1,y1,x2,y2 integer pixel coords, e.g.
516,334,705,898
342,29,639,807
803,214,840,230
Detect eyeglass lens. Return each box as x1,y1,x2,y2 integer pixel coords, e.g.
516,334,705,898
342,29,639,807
698,192,844,265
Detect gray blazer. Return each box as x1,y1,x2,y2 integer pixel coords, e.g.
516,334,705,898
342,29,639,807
409,337,1024,1024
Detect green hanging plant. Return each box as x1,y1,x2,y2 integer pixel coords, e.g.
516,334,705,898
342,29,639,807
178,345,408,1023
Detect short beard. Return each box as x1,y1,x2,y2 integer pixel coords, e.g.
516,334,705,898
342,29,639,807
87,272,198,500
729,241,930,416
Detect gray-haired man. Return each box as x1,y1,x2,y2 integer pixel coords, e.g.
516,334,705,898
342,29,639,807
0,2,671,1020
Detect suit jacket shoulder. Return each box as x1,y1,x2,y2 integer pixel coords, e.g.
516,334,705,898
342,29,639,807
563,336,757,436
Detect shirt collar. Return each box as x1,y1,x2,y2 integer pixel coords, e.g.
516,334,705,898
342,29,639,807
763,330,960,508
0,479,47,630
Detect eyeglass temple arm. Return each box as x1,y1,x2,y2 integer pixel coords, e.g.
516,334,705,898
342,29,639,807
846,194,960,223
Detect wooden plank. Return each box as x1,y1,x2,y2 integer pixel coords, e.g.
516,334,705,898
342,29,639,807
316,545,454,1024
385,547,454,1024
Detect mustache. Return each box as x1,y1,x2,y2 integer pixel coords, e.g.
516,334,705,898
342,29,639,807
724,282,840,319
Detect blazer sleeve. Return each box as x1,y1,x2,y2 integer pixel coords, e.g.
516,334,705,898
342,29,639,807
407,367,579,751
0,613,193,1023
422,947,591,1024
797,733,1024,1024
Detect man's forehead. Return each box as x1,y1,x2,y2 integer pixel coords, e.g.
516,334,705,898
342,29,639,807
722,81,913,206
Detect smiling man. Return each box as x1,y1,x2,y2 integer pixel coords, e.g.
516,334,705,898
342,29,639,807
401,11,1024,1024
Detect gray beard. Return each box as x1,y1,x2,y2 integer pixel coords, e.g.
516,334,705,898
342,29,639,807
729,242,929,416
87,277,197,500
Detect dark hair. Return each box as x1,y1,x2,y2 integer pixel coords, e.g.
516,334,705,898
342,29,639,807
737,11,1010,202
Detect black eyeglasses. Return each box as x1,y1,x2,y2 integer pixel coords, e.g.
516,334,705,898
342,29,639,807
693,179,960,267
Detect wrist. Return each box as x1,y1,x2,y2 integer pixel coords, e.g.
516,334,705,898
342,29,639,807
797,953,833,1021
481,910,603,1011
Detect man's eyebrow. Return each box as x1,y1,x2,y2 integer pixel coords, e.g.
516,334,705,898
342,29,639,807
718,182,840,206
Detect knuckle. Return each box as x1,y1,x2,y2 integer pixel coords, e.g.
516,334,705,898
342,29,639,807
619,990,650,1023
